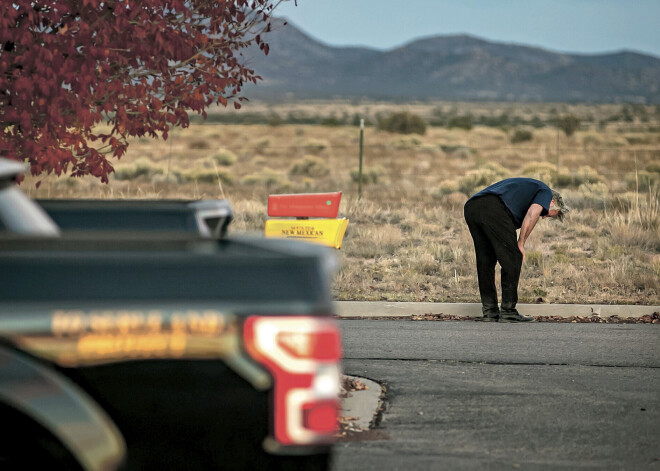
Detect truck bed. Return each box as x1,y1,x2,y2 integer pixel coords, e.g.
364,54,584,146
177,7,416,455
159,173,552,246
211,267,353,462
37,199,233,238
0,234,335,306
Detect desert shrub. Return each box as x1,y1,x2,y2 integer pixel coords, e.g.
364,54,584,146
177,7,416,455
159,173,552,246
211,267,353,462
439,145,474,160
151,173,181,184
574,166,603,185
439,192,468,209
202,112,267,125
53,177,78,189
510,129,533,143
251,155,267,166
113,164,138,180
378,112,427,135
526,251,543,268
557,114,580,137
646,161,660,174
351,166,386,184
132,157,165,176
571,182,610,209
267,112,283,126
390,135,422,150
113,157,164,180
580,182,609,196
181,168,233,185
458,163,508,195
298,177,316,192
520,162,556,184
320,115,343,126
263,168,292,190
211,148,238,166
482,161,508,175
299,138,328,154
447,115,473,130
440,145,463,154
289,156,330,178
240,168,291,190
554,172,576,187
239,175,262,186
475,112,511,128
581,133,602,147
626,170,660,192
431,180,460,199
254,138,270,151
189,139,211,150
554,165,602,187
625,135,652,145
521,163,602,188
419,144,439,154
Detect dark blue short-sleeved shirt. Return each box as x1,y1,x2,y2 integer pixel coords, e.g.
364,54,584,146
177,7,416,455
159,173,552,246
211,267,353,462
467,178,552,228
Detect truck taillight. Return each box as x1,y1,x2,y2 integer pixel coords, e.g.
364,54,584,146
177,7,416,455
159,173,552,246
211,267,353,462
243,316,342,447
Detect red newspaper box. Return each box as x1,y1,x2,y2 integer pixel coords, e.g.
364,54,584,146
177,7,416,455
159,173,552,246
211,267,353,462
267,192,342,219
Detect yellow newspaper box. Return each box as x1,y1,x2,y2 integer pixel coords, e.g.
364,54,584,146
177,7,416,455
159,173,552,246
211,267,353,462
264,218,349,249
264,192,348,249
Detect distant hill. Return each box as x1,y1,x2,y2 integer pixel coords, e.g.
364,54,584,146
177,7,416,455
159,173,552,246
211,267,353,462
242,18,660,103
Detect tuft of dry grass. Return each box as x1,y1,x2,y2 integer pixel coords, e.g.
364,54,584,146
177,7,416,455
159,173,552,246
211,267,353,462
345,225,405,259
229,199,268,233
211,148,238,166
289,155,330,177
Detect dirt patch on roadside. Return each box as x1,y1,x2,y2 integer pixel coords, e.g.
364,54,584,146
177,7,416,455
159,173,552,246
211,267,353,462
533,313,660,323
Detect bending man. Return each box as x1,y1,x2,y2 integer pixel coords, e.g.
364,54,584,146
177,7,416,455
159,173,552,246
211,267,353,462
464,178,569,322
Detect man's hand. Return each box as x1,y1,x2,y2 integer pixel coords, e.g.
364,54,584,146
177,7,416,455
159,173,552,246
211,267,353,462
518,203,543,264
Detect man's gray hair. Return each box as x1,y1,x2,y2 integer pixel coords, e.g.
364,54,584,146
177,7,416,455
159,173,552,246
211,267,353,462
551,189,570,222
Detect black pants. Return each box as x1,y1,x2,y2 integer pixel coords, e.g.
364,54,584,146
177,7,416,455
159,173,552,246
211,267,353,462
464,195,522,315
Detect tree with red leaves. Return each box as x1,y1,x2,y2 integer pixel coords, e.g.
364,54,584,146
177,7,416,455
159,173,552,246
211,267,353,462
0,0,281,182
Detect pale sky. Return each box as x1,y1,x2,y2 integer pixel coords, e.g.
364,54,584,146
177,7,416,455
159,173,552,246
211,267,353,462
275,0,660,57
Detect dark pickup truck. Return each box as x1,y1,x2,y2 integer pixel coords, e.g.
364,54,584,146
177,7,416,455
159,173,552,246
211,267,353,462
0,159,342,470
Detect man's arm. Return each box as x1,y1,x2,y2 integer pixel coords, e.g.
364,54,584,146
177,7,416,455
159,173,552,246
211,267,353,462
518,203,544,262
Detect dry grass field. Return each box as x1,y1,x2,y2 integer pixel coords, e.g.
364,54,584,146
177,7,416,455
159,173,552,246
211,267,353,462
24,101,660,305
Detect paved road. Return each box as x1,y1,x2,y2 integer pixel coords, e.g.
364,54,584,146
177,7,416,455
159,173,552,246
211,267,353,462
331,320,660,471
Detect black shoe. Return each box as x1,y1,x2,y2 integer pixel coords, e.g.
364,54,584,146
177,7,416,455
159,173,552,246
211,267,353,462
476,314,499,322
499,312,534,323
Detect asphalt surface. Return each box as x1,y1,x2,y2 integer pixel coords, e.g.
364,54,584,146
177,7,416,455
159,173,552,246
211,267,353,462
332,320,660,471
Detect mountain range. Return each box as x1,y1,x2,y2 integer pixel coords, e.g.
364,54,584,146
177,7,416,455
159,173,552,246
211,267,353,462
242,18,660,103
